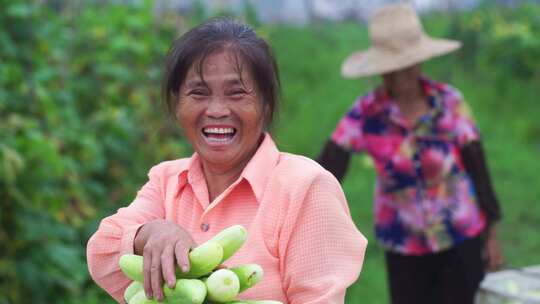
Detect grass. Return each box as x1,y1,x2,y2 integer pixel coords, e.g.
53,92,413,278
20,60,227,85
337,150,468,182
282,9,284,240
265,21,540,303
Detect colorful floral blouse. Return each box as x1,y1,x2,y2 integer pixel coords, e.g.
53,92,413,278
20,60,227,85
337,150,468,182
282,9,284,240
331,77,486,255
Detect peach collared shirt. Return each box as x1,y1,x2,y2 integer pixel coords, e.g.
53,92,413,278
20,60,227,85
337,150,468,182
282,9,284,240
87,134,367,303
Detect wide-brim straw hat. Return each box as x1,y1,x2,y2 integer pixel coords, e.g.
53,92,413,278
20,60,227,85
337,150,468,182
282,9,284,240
341,3,462,78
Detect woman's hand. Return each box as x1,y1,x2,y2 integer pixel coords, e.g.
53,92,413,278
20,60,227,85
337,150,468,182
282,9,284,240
133,219,196,301
484,224,504,272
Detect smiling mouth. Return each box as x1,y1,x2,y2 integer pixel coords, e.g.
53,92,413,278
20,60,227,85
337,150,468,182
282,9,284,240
202,127,237,143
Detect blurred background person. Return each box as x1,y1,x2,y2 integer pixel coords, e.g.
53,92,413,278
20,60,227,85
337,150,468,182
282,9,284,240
317,4,503,304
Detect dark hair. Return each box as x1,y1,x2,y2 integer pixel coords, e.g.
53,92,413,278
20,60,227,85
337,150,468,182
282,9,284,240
163,17,280,128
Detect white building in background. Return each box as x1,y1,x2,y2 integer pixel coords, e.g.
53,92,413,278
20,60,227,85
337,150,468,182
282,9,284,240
310,0,481,21
154,0,534,24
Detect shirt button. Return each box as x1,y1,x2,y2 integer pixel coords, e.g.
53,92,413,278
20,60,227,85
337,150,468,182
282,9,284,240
200,223,209,232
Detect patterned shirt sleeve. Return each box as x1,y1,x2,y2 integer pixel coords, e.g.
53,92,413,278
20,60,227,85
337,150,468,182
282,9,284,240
447,87,481,146
330,96,367,153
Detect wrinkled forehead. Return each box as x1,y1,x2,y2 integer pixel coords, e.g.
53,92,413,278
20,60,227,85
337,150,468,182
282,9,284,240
183,48,255,87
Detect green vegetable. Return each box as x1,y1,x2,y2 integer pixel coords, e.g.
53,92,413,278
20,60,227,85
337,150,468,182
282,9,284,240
119,254,144,282
526,289,540,298
119,242,223,282
205,269,240,303
124,281,143,303
163,279,206,304
128,290,157,304
179,241,224,278
207,225,247,263
229,264,263,292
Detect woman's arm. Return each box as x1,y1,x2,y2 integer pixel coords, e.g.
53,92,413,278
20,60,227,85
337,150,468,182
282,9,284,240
279,172,367,304
460,140,504,270
460,141,502,226
86,165,166,302
316,140,352,182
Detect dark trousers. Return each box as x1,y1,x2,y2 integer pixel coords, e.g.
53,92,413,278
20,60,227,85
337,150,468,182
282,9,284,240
385,237,485,304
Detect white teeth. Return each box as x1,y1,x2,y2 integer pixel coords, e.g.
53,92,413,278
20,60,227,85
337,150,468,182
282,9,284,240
203,127,234,134
207,137,231,142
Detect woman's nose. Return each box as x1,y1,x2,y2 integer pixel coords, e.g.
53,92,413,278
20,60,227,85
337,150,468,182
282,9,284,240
205,97,230,118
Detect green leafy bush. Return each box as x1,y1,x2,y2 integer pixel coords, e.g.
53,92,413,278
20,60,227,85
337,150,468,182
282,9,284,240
446,2,540,145
449,2,540,80
0,2,185,303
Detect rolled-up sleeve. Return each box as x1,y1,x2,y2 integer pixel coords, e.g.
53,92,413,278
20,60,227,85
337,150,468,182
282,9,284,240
86,165,165,302
280,172,368,304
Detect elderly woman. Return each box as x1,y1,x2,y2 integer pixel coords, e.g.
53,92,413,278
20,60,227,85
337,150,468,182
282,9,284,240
87,18,367,304
317,4,503,304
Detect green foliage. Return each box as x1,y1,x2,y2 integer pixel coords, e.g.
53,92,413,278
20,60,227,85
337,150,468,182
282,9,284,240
0,1,184,303
1,1,539,304
445,3,540,145
449,2,540,80
243,0,261,27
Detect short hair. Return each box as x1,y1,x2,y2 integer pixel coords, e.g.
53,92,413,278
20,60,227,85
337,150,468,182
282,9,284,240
163,17,280,128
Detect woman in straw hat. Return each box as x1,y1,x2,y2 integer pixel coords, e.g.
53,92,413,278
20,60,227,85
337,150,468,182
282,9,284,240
317,3,503,304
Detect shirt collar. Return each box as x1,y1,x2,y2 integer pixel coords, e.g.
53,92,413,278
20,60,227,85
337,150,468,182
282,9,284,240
372,76,444,128
176,153,204,197
175,133,279,203
239,133,280,203
418,76,445,127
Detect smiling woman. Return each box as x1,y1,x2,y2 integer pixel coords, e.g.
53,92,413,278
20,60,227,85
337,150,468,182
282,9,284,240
86,17,367,304
176,50,266,201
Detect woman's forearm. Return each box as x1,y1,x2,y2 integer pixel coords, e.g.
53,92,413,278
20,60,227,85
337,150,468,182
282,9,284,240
316,140,352,182
461,141,502,226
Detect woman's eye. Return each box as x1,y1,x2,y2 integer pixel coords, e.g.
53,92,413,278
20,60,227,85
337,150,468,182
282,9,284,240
228,90,247,97
189,90,208,97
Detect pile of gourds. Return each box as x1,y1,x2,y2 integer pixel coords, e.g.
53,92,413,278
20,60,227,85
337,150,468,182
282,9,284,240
119,225,282,304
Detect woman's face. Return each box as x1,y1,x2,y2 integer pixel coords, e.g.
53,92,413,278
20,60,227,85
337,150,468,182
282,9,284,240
382,64,422,94
177,49,266,172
